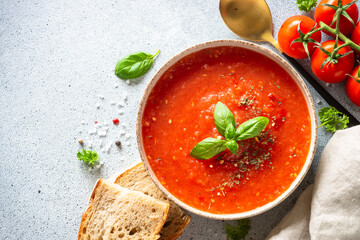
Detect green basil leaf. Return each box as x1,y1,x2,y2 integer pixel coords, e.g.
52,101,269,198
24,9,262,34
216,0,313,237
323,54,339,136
214,102,236,137
115,50,160,79
226,140,239,155
225,123,236,140
190,138,227,160
235,117,269,141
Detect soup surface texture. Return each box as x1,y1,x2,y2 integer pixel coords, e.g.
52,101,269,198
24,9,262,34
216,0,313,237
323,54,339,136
142,46,311,214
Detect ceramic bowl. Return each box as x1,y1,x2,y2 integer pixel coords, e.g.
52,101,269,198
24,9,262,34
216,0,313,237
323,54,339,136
136,40,317,220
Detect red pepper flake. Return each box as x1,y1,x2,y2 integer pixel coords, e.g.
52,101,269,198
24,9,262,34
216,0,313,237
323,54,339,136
94,121,98,124
112,118,119,125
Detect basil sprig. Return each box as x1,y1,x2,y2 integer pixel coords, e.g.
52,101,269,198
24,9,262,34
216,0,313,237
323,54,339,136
190,102,269,160
115,50,160,79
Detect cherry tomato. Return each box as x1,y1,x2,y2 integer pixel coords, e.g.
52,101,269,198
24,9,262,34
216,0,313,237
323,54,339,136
315,0,359,36
311,40,354,83
345,66,360,106
351,21,360,54
278,16,322,59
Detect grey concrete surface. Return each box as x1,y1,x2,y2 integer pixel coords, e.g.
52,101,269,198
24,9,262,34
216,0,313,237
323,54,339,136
0,0,359,239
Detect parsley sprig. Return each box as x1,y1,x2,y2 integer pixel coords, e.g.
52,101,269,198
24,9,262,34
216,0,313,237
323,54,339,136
296,0,317,12
225,219,251,240
319,106,349,133
77,149,99,167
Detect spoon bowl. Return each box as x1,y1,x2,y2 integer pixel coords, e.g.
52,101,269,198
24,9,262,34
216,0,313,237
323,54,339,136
219,0,282,51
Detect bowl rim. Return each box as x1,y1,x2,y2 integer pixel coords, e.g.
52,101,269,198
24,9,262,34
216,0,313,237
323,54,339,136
136,39,318,220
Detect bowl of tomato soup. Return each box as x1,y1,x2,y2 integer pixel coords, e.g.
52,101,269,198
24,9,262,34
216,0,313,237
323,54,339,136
137,40,317,219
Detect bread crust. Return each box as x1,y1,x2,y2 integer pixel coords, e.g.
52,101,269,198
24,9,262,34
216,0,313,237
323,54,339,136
79,178,170,240
113,163,191,240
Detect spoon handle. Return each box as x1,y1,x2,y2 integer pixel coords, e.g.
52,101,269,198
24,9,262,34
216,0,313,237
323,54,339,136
263,32,283,53
283,54,359,127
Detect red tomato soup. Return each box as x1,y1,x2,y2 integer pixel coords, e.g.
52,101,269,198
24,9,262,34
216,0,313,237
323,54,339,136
142,46,311,214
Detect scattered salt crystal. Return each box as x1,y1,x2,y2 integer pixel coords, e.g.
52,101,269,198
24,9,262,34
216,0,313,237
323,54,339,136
96,164,101,169
126,141,130,146
114,84,119,88
99,140,104,147
120,130,125,135
118,101,124,107
126,80,130,85
98,131,107,137
125,134,130,139
110,101,116,105
98,94,105,99
121,123,126,127
101,148,105,153
80,121,85,125
88,167,92,172
104,122,108,126
106,144,111,153
118,110,124,115
78,130,82,133
104,127,109,131
325,83,330,87
123,92,128,100
95,103,100,109
99,161,104,165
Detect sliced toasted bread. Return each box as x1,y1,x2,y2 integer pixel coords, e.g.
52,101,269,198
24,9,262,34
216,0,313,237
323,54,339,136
114,163,191,240
78,178,170,240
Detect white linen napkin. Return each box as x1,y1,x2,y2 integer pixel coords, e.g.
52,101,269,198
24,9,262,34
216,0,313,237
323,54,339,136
266,126,360,240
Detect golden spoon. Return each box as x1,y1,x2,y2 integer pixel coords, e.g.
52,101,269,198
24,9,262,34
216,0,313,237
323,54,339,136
219,0,282,52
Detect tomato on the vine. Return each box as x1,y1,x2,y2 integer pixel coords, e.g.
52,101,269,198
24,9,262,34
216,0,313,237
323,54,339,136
278,15,322,59
345,66,360,106
311,40,354,83
351,21,360,54
315,0,359,36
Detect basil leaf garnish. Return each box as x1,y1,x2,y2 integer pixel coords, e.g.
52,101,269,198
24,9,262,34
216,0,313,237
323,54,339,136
190,102,270,160
190,138,227,160
235,117,269,141
225,123,236,140
226,140,239,155
115,50,160,79
214,102,236,137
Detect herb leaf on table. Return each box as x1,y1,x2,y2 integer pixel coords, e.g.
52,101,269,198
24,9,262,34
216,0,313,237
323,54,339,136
296,0,317,12
77,149,99,167
115,50,160,79
319,106,349,132
225,219,251,240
